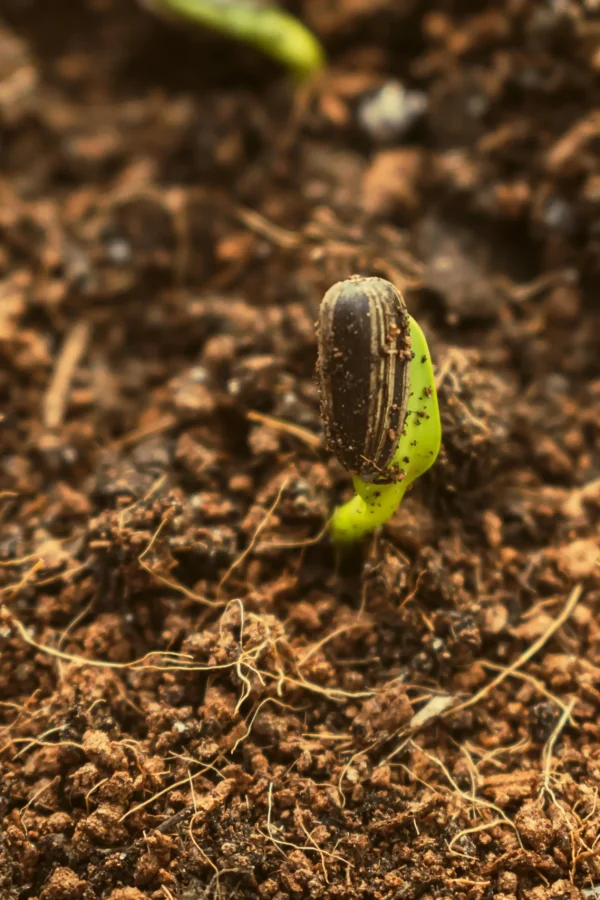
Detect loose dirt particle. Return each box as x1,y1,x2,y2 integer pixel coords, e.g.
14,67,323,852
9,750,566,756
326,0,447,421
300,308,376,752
106,890,148,900
514,803,554,852
39,868,86,900
557,539,599,581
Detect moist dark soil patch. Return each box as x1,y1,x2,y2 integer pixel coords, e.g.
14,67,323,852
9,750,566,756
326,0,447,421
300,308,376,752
1,1,600,898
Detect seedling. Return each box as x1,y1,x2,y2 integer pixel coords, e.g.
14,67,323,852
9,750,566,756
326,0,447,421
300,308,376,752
316,275,441,543
139,0,325,81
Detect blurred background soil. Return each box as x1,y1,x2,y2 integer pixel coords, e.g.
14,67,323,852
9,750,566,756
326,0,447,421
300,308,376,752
1,0,600,898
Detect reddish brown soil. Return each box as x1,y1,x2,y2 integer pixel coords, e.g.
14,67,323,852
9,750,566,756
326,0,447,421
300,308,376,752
1,1,600,898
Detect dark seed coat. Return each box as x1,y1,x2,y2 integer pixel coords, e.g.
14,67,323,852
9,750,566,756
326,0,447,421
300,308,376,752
316,275,412,483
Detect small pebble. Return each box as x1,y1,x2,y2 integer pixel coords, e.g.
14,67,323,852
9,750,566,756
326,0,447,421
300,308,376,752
106,236,132,265
358,81,428,142
542,195,574,233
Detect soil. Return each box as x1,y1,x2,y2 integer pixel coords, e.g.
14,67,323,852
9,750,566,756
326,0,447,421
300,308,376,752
1,0,600,898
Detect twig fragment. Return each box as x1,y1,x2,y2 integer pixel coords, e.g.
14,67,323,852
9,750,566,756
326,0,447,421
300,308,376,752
446,584,583,718
43,320,91,429
218,479,289,594
247,410,322,450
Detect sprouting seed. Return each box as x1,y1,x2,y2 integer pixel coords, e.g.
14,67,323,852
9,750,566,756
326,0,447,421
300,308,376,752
316,275,441,543
317,276,412,484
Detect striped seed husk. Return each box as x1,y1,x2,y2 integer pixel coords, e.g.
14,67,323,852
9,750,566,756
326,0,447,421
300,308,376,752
317,275,412,483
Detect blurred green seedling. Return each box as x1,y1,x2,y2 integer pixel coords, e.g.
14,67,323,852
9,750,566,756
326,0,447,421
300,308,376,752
140,0,325,80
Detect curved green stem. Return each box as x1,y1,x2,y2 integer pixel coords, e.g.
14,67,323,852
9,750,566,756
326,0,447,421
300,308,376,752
330,477,409,543
141,0,325,80
330,315,441,544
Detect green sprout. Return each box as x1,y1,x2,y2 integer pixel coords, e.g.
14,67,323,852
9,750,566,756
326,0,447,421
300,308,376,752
139,0,325,81
317,276,442,544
